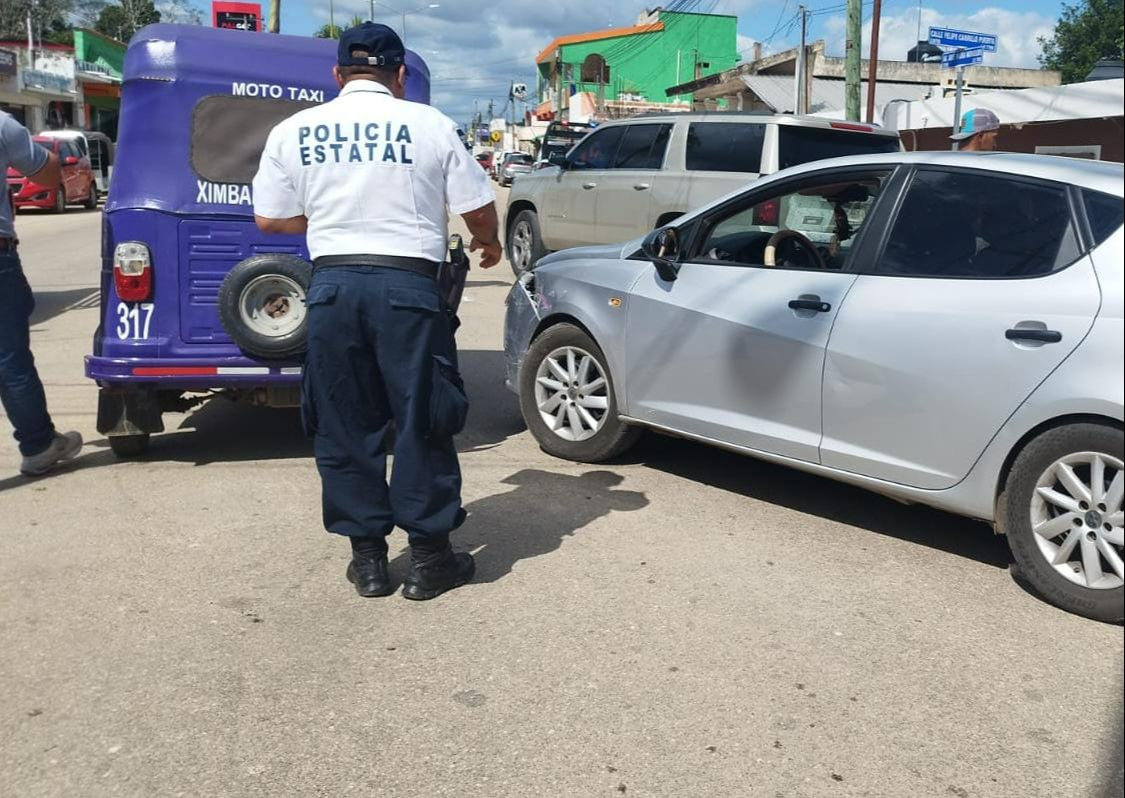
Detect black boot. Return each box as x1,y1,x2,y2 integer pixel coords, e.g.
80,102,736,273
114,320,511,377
402,535,475,601
346,536,394,598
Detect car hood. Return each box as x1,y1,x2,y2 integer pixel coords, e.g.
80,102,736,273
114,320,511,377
536,241,634,268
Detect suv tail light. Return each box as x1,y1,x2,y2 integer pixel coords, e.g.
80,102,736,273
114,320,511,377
114,242,152,301
752,199,779,226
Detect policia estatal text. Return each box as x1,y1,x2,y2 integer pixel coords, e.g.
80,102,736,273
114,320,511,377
253,23,501,600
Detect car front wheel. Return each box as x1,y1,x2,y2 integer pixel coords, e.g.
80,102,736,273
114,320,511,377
519,323,640,462
999,423,1124,622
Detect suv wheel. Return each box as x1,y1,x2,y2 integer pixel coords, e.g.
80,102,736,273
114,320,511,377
998,423,1124,622
518,323,641,462
508,209,547,277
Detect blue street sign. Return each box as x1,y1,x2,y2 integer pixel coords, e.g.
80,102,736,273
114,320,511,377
928,26,998,52
942,47,985,69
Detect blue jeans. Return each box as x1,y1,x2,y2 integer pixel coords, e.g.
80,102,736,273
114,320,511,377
302,265,468,543
0,251,55,457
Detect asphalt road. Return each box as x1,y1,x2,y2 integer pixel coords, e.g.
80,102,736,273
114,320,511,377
2,193,1122,798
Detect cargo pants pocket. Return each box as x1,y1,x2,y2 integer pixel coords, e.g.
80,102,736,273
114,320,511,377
428,354,469,439
299,282,339,437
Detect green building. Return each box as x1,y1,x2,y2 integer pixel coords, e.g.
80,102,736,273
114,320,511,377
535,9,738,120
74,28,125,138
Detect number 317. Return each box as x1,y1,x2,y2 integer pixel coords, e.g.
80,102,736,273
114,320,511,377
116,302,154,340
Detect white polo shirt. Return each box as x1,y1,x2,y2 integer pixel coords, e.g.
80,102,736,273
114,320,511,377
252,81,493,262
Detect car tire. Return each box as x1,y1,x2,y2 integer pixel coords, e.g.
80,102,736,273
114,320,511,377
519,323,641,463
508,209,547,277
217,254,312,360
109,433,150,458
998,423,1124,623
53,188,66,214
84,183,98,210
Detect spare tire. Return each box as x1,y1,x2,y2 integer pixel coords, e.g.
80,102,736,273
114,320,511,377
218,254,312,360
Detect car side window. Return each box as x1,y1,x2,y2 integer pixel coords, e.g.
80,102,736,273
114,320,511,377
878,169,1080,279
1083,189,1124,247
614,124,672,170
685,123,764,173
569,126,626,171
694,171,891,270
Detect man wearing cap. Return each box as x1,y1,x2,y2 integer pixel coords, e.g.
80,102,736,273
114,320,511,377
252,23,501,601
951,108,1000,151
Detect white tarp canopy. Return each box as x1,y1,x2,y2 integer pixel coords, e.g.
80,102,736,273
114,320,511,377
883,78,1124,131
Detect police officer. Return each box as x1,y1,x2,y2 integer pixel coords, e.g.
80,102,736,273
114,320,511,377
253,23,501,600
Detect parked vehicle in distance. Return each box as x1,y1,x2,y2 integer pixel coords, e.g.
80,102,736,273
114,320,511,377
504,151,1125,622
6,135,98,212
506,113,901,275
39,129,115,197
499,152,533,187
535,120,592,169
475,151,494,173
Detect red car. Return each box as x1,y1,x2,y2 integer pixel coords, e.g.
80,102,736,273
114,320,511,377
6,136,98,213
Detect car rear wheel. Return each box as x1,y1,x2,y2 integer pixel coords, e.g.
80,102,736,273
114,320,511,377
519,323,640,462
999,423,1124,623
508,209,546,277
52,188,66,214
84,182,98,209
218,254,312,360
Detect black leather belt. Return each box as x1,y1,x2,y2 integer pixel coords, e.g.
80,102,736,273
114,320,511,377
313,254,439,280
0,237,17,253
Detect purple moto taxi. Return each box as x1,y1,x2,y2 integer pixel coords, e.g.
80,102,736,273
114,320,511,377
86,24,430,457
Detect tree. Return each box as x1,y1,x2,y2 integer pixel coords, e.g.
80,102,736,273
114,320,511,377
0,0,73,41
313,15,365,39
95,0,160,41
1038,0,1125,83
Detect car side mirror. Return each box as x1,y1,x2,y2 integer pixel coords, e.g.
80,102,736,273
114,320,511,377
641,226,681,282
547,151,568,169
63,156,79,166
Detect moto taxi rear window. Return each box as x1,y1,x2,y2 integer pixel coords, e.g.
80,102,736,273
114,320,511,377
191,95,317,184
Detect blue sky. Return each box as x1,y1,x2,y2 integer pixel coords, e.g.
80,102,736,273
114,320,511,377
246,0,1063,123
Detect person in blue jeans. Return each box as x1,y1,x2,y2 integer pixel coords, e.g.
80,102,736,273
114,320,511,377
1,111,83,476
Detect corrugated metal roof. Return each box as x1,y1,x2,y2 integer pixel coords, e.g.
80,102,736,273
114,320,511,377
741,74,933,116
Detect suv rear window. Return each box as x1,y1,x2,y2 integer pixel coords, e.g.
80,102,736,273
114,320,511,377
686,123,764,173
191,95,317,184
777,126,899,170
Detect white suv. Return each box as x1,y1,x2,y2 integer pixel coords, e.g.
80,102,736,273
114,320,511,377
505,113,901,274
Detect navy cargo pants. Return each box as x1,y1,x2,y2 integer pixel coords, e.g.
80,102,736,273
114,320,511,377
301,265,468,544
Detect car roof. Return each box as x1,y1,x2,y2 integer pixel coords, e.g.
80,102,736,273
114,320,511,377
764,151,1125,196
597,112,901,138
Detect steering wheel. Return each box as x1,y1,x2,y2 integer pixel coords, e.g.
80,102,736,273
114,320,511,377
764,229,828,270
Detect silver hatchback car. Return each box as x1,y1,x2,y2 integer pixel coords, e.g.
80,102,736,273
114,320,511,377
504,151,1124,622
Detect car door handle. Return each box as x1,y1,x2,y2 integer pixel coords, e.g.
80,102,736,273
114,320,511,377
1006,328,1062,344
788,298,832,313
582,182,597,190
633,183,650,191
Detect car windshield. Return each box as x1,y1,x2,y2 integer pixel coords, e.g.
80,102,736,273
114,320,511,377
777,127,900,170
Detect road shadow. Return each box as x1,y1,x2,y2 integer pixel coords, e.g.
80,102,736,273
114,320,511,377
464,279,512,289
459,349,525,453
30,287,100,327
620,433,1013,569
390,468,649,582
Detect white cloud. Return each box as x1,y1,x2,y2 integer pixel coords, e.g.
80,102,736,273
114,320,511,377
819,7,1056,69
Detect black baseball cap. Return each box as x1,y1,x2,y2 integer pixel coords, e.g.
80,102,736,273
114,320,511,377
337,22,405,68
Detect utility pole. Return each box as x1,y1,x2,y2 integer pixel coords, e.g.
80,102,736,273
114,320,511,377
268,0,281,33
951,56,966,150
865,0,883,123
844,0,861,121
794,5,808,114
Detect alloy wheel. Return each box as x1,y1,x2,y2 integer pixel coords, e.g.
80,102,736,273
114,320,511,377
1030,451,1124,589
534,346,610,442
511,220,532,272
238,275,307,338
